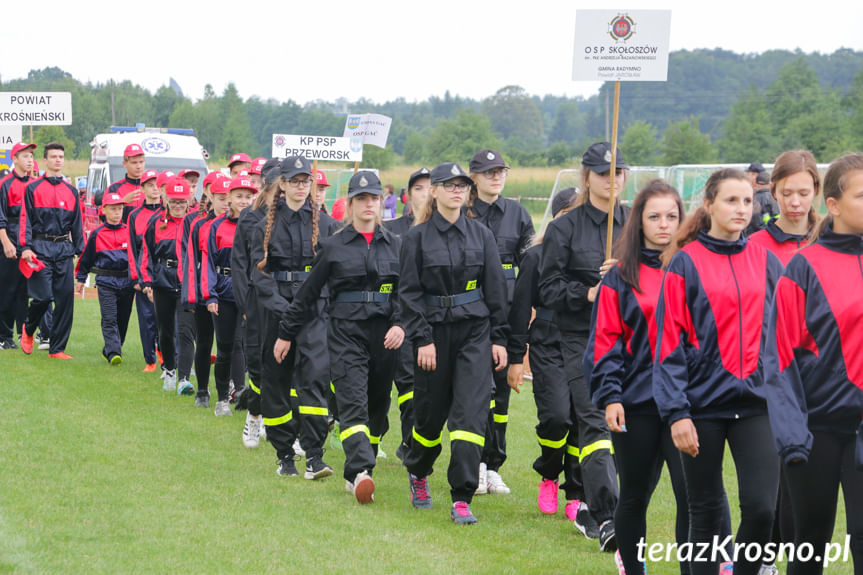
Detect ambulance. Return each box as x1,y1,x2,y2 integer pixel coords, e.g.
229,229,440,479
83,125,209,235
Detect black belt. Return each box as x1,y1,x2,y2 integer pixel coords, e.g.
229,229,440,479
534,307,554,322
159,258,179,269
423,290,482,308
273,270,309,282
91,267,129,278
35,233,71,243
216,266,232,276
502,264,516,279
334,291,390,303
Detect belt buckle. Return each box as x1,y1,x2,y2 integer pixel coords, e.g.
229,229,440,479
441,295,452,308
363,292,374,303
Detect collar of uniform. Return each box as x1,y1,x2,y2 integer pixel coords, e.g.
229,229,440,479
640,247,663,269
473,196,505,215
104,222,125,231
12,171,29,182
765,220,807,244
144,202,162,210
431,209,466,235
696,230,747,255
45,175,64,185
125,175,141,186
342,224,390,244
818,222,863,255
584,200,625,227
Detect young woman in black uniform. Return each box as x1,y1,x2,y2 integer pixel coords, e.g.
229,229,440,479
276,171,403,503
538,142,627,551
399,162,509,524
467,149,534,495
250,155,339,478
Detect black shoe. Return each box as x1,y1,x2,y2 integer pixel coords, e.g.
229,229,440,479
574,504,601,540
0,339,18,350
277,457,299,477
395,442,409,463
234,385,250,411
599,520,617,553
304,456,334,480
194,391,210,409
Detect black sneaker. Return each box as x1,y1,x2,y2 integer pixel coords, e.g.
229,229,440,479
395,442,409,463
409,473,433,509
304,456,334,480
194,391,210,408
599,520,617,553
277,457,299,477
0,339,18,350
574,503,601,540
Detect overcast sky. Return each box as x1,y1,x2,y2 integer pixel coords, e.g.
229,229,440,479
2,0,861,105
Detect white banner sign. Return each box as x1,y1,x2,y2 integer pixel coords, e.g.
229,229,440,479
0,125,22,148
572,10,671,82
343,113,392,149
272,134,363,162
0,92,73,125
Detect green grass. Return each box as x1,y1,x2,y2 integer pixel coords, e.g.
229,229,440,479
0,299,851,574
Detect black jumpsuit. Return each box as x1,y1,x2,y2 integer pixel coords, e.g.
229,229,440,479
249,199,338,463
399,210,509,504
538,200,628,526
280,224,401,482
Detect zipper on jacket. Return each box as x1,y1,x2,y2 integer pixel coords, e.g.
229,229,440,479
728,254,744,380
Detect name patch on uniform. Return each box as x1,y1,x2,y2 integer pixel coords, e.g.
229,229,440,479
502,263,513,270
379,283,393,294
304,265,312,272
466,280,477,291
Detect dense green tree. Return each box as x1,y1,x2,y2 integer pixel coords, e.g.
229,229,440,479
661,117,716,165
546,141,574,166
548,101,585,145
360,144,395,170
402,132,425,164
717,89,774,163
34,125,75,157
482,85,544,144
620,120,661,165
424,110,501,164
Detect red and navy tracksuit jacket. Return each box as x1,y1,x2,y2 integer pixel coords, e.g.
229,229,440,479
19,176,85,260
764,225,863,464
127,202,163,284
748,220,808,266
653,232,783,425
75,222,132,289
201,214,237,305
0,171,31,249
181,211,216,307
100,176,142,222
140,214,185,291
585,248,664,413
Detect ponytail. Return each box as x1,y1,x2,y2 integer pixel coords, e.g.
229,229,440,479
159,210,169,231
256,189,279,273
310,196,320,256
465,179,479,218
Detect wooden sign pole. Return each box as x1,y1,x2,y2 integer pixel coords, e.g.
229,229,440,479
605,81,621,260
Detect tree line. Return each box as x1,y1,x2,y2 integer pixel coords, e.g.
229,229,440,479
3,48,862,169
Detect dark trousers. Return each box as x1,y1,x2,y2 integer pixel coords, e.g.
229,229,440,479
243,290,263,416
404,318,491,504
211,300,246,402
193,304,214,393
330,317,396,482
97,284,134,360
613,413,690,575
260,313,300,461
25,257,74,354
152,288,180,371
392,338,416,448
560,331,618,523
134,290,159,364
683,415,778,575
785,430,863,575
177,306,196,381
0,254,27,340
291,311,330,460
482,365,511,471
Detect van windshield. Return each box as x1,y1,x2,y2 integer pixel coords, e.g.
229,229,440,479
107,158,209,200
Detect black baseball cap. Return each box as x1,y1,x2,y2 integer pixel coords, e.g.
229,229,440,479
469,149,508,173
280,155,311,179
348,171,383,198
430,162,470,184
262,158,282,186
408,168,431,190
755,171,770,185
582,142,628,173
746,162,765,173
552,187,578,217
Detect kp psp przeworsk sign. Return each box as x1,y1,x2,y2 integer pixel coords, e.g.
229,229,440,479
573,10,671,82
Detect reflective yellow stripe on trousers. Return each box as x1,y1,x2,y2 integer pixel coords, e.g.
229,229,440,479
263,412,293,427
450,430,484,447
340,425,370,442
398,391,414,405
412,428,442,448
579,439,613,461
298,406,329,416
537,432,568,449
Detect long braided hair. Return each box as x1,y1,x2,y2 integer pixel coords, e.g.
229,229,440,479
256,187,280,273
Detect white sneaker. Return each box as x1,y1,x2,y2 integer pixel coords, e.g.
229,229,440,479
758,565,780,575
242,412,261,448
487,469,511,494
352,470,375,504
162,369,177,391
214,400,232,416
475,462,488,495
293,438,306,458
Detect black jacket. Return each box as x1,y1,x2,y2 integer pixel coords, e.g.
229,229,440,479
506,244,560,365
468,196,534,296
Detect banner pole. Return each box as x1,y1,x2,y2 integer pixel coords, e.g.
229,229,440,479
605,81,621,260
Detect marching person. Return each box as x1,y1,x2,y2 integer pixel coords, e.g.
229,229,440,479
127,169,164,372
538,141,627,550
18,142,84,358
583,180,690,575
202,175,254,416
140,177,191,391
467,149,534,495
764,153,863,575
95,143,146,222
228,153,252,178
654,168,783,575
399,162,509,524
276,171,402,503
314,170,330,214
384,167,431,460
74,192,134,365
249,158,267,190
250,155,339,478
0,142,36,349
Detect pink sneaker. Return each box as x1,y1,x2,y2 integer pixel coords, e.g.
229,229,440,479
537,479,559,514
564,499,581,522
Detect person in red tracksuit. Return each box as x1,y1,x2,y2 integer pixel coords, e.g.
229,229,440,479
95,144,147,222
0,142,36,349
75,192,134,365
653,168,784,575
127,169,163,372
202,175,254,416
764,153,863,575
748,150,821,265
141,177,189,391
18,142,84,358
